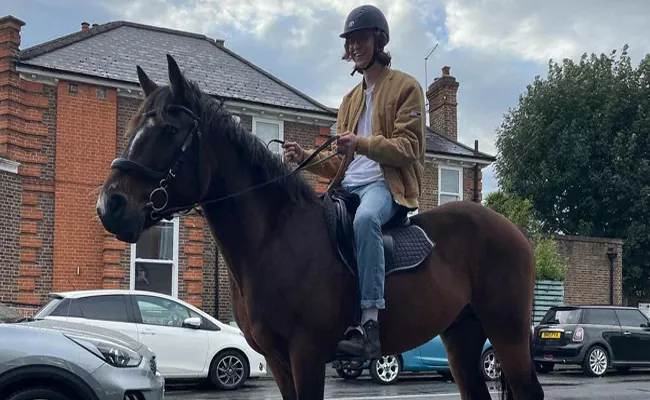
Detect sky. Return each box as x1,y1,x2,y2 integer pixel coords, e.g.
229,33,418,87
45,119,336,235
6,0,650,198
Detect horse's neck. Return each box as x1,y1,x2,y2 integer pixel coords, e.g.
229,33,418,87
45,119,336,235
198,132,322,287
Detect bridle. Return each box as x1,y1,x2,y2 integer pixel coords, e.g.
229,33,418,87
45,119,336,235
110,103,339,221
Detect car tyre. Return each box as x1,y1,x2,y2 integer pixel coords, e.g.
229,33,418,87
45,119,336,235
6,387,74,400
209,349,250,390
480,348,501,381
335,366,363,380
369,355,401,385
582,345,609,377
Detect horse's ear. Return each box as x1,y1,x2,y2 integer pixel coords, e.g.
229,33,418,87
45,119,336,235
166,53,187,100
136,65,158,97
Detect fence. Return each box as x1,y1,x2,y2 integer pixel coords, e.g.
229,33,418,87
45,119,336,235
533,280,565,325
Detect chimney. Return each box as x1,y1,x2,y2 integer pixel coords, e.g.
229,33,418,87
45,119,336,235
81,22,89,32
0,15,26,159
426,65,459,141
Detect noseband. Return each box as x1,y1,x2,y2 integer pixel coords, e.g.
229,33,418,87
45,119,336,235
110,103,339,221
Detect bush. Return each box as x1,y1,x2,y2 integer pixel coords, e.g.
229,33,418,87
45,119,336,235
533,235,568,281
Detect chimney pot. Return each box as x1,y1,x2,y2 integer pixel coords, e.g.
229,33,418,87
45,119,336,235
442,66,451,76
81,22,89,32
92,23,99,27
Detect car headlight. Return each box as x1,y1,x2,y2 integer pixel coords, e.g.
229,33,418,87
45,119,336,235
65,333,142,368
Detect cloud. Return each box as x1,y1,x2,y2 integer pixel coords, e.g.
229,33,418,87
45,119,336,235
99,0,650,197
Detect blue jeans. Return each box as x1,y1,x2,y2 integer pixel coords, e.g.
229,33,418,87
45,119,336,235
343,180,399,310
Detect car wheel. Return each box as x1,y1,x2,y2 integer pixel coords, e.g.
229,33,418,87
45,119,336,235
480,348,501,381
335,366,363,380
6,387,73,400
582,345,609,377
369,355,401,385
209,349,250,390
535,362,555,374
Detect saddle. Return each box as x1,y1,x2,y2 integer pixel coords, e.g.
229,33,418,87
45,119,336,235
321,187,435,278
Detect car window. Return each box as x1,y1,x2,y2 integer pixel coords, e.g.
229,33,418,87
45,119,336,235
582,308,619,326
616,309,649,328
541,308,581,325
70,295,130,322
135,295,200,328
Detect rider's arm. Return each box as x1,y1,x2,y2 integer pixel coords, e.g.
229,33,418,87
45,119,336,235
355,79,426,168
303,108,345,178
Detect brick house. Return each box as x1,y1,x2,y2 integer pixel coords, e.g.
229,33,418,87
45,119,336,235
0,15,495,320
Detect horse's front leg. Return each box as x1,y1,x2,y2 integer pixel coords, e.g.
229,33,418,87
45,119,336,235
266,356,297,400
289,332,329,400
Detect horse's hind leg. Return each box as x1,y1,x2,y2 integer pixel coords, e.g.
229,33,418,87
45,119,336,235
440,306,492,400
266,357,297,400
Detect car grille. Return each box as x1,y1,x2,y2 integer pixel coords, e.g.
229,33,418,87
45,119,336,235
149,356,157,374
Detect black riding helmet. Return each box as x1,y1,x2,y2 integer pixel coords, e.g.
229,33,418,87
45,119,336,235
340,5,390,75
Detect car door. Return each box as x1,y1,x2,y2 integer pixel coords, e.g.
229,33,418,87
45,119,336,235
579,308,624,361
418,335,449,368
131,294,209,378
57,295,140,342
614,308,650,362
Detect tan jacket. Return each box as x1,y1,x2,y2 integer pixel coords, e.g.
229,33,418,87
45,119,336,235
304,67,426,210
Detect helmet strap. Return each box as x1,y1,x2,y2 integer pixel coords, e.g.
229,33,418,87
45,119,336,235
351,52,377,76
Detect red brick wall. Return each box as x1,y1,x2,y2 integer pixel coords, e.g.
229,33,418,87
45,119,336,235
52,81,117,292
554,235,624,306
0,169,21,304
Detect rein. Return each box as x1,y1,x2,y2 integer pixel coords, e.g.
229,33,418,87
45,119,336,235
110,104,340,220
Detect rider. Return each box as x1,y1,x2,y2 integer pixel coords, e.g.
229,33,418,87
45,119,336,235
282,4,426,359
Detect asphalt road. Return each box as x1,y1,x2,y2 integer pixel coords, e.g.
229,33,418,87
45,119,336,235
164,368,650,400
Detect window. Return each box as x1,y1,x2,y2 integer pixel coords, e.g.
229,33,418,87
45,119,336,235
438,165,462,205
63,295,129,322
130,218,179,297
135,295,200,328
582,308,619,326
615,309,649,328
252,116,284,155
541,308,582,325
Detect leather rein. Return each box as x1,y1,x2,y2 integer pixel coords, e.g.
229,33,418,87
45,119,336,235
110,104,340,221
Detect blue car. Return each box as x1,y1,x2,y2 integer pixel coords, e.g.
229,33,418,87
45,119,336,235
332,335,500,384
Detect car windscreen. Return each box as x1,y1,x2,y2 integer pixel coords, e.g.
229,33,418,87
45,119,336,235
541,308,581,325
33,297,64,318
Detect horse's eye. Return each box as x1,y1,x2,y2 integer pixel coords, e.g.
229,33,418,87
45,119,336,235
163,124,177,134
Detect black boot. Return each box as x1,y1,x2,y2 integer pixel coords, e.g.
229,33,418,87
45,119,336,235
336,319,382,360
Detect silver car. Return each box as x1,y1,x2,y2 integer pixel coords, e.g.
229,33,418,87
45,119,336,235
0,319,164,400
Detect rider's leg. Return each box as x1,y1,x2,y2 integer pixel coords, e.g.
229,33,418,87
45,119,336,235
337,180,398,358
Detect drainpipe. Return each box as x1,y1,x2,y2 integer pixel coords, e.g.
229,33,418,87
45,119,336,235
607,247,618,305
473,140,479,203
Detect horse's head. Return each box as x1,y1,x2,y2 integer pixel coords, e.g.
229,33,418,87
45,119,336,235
97,54,209,243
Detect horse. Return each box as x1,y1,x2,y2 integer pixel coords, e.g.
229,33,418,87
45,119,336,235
96,54,544,400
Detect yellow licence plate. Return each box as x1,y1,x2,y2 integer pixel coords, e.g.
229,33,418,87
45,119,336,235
541,332,561,339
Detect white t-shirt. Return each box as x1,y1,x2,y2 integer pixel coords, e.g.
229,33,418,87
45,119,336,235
341,85,384,187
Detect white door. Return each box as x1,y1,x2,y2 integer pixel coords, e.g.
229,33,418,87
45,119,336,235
132,294,210,378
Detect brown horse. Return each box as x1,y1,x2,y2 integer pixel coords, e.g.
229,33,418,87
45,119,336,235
96,54,544,400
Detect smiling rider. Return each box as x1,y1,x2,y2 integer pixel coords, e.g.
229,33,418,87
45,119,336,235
283,4,426,359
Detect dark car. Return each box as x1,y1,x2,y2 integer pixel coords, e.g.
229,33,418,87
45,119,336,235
532,305,650,377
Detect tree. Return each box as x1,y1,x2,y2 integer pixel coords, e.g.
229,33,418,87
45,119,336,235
485,191,567,282
493,45,650,297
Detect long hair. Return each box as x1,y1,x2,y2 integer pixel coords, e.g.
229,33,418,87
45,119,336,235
341,29,391,67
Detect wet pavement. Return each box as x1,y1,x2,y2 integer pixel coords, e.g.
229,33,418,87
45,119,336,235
165,367,650,399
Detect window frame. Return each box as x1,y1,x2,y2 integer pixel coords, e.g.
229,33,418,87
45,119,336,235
438,164,463,205
129,217,180,298
252,116,284,155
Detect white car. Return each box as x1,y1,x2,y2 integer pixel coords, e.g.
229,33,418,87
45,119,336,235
33,289,267,390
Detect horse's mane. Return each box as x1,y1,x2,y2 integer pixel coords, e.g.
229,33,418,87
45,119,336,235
140,77,320,206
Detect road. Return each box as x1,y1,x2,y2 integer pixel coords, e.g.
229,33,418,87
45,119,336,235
165,368,650,399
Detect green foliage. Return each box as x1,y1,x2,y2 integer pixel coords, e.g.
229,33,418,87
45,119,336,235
493,45,650,297
532,235,568,281
485,191,567,281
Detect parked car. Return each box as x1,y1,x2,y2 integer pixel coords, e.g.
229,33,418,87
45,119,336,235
332,335,499,384
33,289,267,390
532,304,650,377
0,318,164,400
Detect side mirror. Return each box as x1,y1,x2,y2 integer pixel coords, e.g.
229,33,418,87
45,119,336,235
183,317,201,329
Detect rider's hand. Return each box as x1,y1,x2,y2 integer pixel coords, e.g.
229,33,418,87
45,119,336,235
337,131,358,156
282,141,306,164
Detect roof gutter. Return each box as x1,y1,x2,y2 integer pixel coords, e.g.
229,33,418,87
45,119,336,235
15,63,338,125
425,152,494,167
